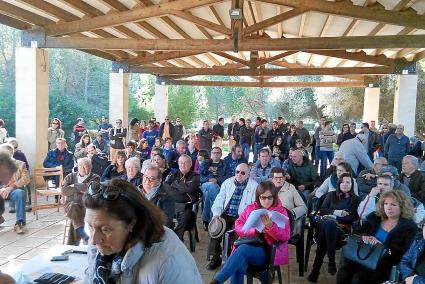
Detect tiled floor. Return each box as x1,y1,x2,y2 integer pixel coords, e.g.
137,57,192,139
0,207,338,283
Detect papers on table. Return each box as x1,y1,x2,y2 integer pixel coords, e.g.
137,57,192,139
242,208,288,232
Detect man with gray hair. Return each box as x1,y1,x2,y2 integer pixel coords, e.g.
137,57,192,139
62,157,99,245
166,154,200,240
166,140,187,172
400,155,425,203
357,157,388,199
0,144,29,234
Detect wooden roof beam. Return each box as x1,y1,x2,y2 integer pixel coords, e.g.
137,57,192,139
243,7,307,35
257,0,425,30
169,79,366,88
0,13,32,30
306,50,395,66
43,34,425,51
19,0,80,21
255,51,297,66
45,0,222,36
130,66,394,76
129,51,202,65
213,52,251,66
0,1,54,26
61,0,103,17
169,10,232,35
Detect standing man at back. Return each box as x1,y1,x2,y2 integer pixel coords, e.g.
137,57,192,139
98,116,112,147
384,124,410,172
360,122,381,162
227,115,240,149
159,116,175,141
314,117,326,167
296,120,311,147
199,120,213,154
213,118,225,149
173,117,186,145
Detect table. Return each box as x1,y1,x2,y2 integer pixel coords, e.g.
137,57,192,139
4,245,88,283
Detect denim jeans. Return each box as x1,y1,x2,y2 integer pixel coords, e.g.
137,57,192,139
201,182,220,223
241,143,250,162
253,143,263,163
314,145,321,166
215,244,268,284
9,188,26,223
319,150,334,177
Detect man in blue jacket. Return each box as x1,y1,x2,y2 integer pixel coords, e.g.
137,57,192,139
223,144,247,180
43,138,74,178
384,124,410,172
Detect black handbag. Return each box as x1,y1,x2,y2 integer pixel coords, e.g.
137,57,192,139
234,236,265,247
342,234,389,270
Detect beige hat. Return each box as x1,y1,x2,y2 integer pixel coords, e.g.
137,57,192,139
208,217,226,239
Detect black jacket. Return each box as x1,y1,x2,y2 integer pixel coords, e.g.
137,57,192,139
227,122,240,142
239,124,253,145
109,128,127,149
212,123,224,138
355,212,418,269
150,183,175,229
319,191,360,227
159,122,175,140
399,170,425,203
166,170,200,204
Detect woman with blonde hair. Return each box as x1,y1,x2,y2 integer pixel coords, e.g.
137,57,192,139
337,190,417,284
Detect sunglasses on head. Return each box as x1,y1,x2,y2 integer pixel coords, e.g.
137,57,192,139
236,170,246,175
87,181,140,208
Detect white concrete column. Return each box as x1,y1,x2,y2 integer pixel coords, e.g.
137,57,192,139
154,82,168,122
362,87,380,125
393,74,418,137
15,47,49,170
109,72,129,127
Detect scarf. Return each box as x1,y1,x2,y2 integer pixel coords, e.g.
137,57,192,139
93,252,124,284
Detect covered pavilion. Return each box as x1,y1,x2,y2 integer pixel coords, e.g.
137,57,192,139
0,0,424,169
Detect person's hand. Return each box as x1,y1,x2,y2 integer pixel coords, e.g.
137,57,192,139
285,173,291,180
369,187,381,197
298,185,305,191
405,275,417,284
362,236,381,245
0,187,13,199
261,214,273,229
362,173,375,180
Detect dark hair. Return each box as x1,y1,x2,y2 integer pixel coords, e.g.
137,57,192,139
362,122,370,129
239,118,245,124
255,181,278,207
271,167,286,177
0,119,4,128
341,123,349,130
115,150,127,164
259,148,271,156
337,161,354,176
324,121,332,127
261,119,267,123
231,144,242,152
198,149,210,160
80,134,91,147
51,118,62,128
130,118,139,127
164,137,173,143
336,172,355,199
153,152,165,160
212,146,222,154
126,141,137,148
219,117,224,122
83,179,165,248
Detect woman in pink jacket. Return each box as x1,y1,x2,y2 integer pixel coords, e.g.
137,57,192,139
210,181,291,284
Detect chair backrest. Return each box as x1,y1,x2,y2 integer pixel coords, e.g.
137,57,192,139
34,166,64,188
287,209,305,237
222,229,237,261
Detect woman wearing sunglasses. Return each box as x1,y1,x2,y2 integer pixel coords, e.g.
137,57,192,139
83,179,203,283
210,181,291,284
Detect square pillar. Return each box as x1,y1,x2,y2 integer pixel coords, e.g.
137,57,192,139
109,72,129,127
15,47,49,170
154,81,168,123
393,74,418,137
362,87,380,125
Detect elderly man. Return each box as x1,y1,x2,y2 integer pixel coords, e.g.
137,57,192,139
223,144,248,180
166,140,187,172
166,154,200,240
384,124,410,172
271,167,307,220
357,157,388,200
141,165,175,228
250,148,281,183
200,147,227,229
338,134,373,175
62,157,99,245
0,144,29,234
43,138,74,179
124,157,143,187
287,149,318,200
400,155,425,203
206,163,258,270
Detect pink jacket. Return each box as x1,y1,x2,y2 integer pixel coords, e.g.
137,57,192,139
234,199,291,265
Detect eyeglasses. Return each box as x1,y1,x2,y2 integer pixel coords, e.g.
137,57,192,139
143,176,157,182
176,120,181,123
165,118,169,121
236,170,246,175
212,152,221,154
52,122,59,125
259,195,274,201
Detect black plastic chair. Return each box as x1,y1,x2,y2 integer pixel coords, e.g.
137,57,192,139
222,230,283,284
287,210,306,276
184,199,201,252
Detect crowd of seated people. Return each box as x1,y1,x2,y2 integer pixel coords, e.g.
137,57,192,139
1,114,425,284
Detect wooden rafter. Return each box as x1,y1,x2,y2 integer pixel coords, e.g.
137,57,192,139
168,10,232,35
0,13,32,30
307,50,395,66
306,15,333,66
213,52,251,66
169,79,366,88
243,7,307,35
255,51,297,66
42,35,425,51
130,66,394,76
129,51,201,65
257,0,425,30
45,0,222,36
0,1,53,26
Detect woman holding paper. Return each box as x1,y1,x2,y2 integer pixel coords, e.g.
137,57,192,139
210,181,290,284
307,172,360,282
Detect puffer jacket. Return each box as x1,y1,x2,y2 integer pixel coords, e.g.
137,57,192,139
400,236,425,283
234,199,291,265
